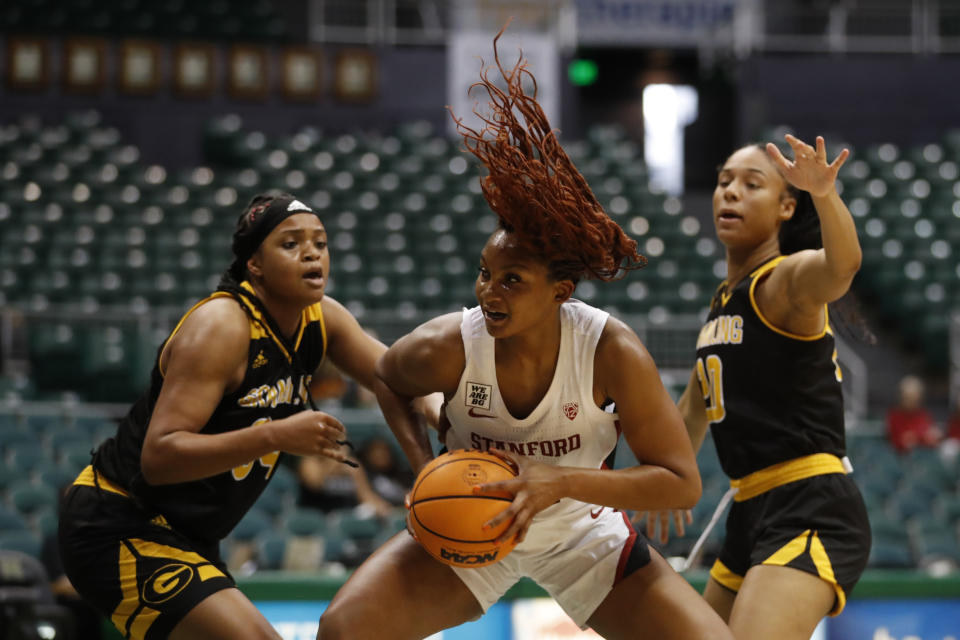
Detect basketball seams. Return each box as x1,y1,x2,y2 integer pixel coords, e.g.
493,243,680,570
411,451,516,495
410,503,506,545
408,450,519,566
411,494,513,504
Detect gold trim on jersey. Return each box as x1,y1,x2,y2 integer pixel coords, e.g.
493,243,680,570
731,453,847,502
718,281,733,307
709,559,744,592
73,465,130,498
157,281,326,376
747,256,831,341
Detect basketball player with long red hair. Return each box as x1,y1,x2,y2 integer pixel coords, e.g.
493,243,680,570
316,31,733,640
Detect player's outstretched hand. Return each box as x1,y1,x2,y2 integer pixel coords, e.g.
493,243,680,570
766,134,849,198
472,448,563,546
633,509,693,545
274,410,351,462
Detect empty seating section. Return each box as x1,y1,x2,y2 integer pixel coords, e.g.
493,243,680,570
838,139,960,369
2,112,718,401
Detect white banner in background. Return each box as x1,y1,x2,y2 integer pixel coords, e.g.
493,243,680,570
512,599,601,639
447,30,560,138
576,0,737,46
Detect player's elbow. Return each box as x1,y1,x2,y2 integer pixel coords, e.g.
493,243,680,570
674,467,702,510
829,247,862,283
140,437,178,485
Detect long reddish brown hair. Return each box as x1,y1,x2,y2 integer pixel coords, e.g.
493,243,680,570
450,28,645,284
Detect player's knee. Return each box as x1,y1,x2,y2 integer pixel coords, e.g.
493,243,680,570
315,604,350,640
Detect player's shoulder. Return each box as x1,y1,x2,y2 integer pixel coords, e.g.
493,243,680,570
412,311,465,343
162,296,250,377
595,315,651,364
173,296,250,350
389,312,464,363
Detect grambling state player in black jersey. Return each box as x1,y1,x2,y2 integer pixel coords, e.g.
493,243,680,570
647,135,871,640
58,192,439,640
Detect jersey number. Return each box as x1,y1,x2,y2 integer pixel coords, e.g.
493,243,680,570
696,354,726,424
231,417,280,481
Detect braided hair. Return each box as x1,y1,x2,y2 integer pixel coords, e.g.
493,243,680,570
450,27,645,285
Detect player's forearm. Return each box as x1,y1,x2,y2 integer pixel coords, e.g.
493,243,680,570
141,424,280,485
372,374,435,473
677,386,709,454
556,463,702,512
813,188,862,280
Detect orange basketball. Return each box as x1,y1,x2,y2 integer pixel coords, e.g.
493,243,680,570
407,449,518,568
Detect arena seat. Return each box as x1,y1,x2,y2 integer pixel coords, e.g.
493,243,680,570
0,506,29,532
231,507,273,543
8,483,58,518
283,508,328,537
869,541,915,569
256,531,288,570
0,530,41,560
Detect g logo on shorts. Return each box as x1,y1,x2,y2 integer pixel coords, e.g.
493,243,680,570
142,564,194,604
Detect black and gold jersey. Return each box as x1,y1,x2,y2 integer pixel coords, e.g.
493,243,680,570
695,256,845,480
94,282,327,543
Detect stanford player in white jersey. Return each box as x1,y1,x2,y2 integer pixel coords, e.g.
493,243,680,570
315,28,732,640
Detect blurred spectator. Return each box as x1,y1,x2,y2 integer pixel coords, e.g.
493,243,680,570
946,395,960,441
41,487,102,639
308,349,379,409
308,359,349,403
886,375,940,453
939,394,960,463
297,455,392,517
359,437,414,506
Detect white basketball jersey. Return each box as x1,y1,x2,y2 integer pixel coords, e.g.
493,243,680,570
445,300,620,517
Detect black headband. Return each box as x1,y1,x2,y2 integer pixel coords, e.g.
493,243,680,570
231,195,322,265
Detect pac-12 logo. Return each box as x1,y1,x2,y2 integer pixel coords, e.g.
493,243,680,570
465,382,492,410
563,402,579,420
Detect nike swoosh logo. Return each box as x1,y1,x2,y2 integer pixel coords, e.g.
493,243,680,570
467,407,496,419
590,507,604,519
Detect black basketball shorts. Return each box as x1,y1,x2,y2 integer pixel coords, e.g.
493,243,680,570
58,467,236,640
709,472,871,615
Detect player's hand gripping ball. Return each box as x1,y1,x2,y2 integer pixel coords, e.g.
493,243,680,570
407,450,518,568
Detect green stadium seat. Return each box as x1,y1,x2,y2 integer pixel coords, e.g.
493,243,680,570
35,506,59,538
269,464,298,495
231,508,272,542
886,489,930,521
869,541,914,569
336,511,383,540
283,508,327,537
256,532,287,570
62,444,94,472
5,442,48,473
37,462,83,491
0,530,42,559
0,505,29,531
9,482,58,517
914,531,960,564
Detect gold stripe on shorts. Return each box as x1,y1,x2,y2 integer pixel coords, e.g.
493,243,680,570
709,559,744,592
